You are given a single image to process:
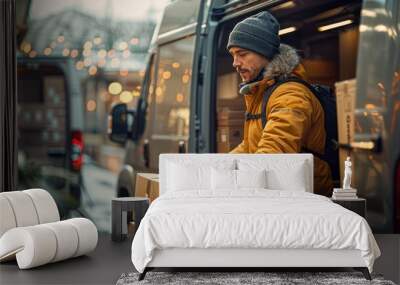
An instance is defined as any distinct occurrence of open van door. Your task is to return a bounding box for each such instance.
[145,0,206,169]
[353,0,400,233]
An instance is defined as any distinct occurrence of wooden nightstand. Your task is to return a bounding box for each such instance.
[331,198,366,218]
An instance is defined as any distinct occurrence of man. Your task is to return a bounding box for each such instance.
[227,11,332,196]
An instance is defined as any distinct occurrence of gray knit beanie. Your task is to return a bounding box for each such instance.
[227,11,280,60]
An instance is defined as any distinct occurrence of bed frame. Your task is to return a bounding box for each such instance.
[137,154,372,281]
[138,248,371,280]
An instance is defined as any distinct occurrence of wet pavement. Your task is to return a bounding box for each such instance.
[80,162,118,233]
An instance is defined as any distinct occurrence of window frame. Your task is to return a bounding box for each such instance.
[151,35,196,140]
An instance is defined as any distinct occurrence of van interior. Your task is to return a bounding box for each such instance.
[18,63,68,172]
[215,0,362,153]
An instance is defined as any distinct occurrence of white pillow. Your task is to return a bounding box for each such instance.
[237,169,267,188]
[211,169,267,190]
[167,160,235,191]
[265,162,307,191]
[211,168,236,190]
[238,159,308,192]
[167,162,208,191]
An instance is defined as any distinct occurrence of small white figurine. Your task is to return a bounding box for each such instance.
[342,156,352,189]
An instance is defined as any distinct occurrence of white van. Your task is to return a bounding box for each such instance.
[109,0,400,233]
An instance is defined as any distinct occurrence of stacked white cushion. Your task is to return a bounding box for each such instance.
[64,218,98,257]
[23,189,60,223]
[0,218,98,269]
[0,225,57,268]
[0,189,60,237]
[1,191,40,227]
[42,221,79,262]
[0,196,17,237]
[0,189,98,269]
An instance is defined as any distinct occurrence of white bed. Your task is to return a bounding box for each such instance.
[131,154,380,281]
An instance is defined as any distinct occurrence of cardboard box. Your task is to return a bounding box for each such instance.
[217,128,243,152]
[217,110,244,153]
[217,109,244,123]
[217,140,242,153]
[335,79,356,183]
[217,72,239,100]
[135,173,159,202]
[217,123,243,142]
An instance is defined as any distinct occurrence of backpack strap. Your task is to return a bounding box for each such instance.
[245,77,309,126]
[261,82,279,128]
[261,76,313,129]
[260,77,325,158]
[245,112,262,121]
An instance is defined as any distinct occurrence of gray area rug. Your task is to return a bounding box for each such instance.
[116,271,396,285]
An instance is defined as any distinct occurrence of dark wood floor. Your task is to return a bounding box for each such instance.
[0,233,134,285]
[1,234,398,284]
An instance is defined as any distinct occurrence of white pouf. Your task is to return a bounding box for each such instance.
[42,221,79,262]
[1,191,39,227]
[0,218,98,269]
[0,189,98,269]
[64,218,98,257]
[0,196,17,237]
[23,189,60,224]
[0,189,60,237]
[0,225,57,269]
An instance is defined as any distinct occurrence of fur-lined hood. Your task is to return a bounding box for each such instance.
[239,44,301,95]
[263,44,300,80]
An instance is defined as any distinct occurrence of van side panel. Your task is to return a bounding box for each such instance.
[355,0,400,232]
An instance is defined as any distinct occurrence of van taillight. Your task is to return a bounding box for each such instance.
[395,161,400,233]
[71,130,83,171]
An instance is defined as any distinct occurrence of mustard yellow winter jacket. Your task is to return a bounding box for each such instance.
[230,45,333,196]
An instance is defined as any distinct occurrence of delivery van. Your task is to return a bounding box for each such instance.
[17,56,84,215]
[108,0,400,233]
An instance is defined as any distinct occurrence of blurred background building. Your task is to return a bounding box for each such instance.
[15,0,171,231]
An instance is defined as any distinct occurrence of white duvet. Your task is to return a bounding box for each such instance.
[131,190,380,273]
